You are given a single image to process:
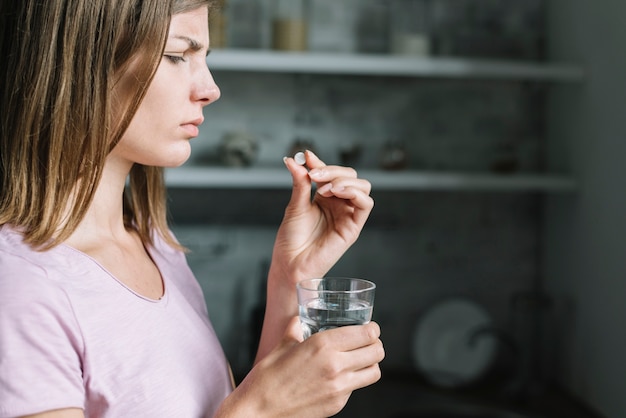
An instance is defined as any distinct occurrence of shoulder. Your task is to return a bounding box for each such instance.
[0,226,78,308]
[0,226,84,340]
[0,225,83,342]
[0,226,50,284]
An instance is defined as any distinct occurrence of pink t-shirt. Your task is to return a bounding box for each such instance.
[0,226,233,417]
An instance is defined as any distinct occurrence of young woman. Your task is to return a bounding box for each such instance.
[0,0,384,417]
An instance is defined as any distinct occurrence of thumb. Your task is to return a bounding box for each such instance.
[284,156,313,209]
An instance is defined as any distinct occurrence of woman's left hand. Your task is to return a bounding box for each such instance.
[272,150,374,284]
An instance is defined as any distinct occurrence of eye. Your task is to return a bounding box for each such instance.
[164,54,186,64]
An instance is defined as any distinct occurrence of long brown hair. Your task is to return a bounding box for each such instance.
[0,0,213,250]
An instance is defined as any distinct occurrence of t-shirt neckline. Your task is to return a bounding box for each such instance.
[58,242,169,304]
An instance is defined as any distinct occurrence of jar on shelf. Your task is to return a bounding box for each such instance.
[208,0,228,49]
[380,139,408,171]
[271,0,309,51]
[390,0,431,56]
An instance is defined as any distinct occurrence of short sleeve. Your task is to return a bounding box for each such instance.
[0,253,85,417]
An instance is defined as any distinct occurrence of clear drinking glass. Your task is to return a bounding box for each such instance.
[296,277,376,339]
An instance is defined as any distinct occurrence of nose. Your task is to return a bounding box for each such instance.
[193,64,221,106]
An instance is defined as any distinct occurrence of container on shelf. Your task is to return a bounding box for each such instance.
[390,0,431,56]
[339,143,363,167]
[209,0,228,49]
[271,0,308,51]
[380,139,409,171]
[218,131,259,167]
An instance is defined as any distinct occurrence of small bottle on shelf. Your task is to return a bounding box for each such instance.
[271,0,309,51]
[390,0,432,56]
[209,0,228,49]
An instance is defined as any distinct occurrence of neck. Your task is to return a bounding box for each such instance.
[65,156,133,248]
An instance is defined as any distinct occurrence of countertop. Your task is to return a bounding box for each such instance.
[335,371,604,418]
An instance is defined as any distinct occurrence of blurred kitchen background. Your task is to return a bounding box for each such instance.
[165,1,625,417]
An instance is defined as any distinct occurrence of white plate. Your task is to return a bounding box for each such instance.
[412,298,496,388]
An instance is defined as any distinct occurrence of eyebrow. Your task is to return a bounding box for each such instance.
[169,35,210,56]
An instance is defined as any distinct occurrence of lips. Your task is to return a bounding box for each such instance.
[180,117,204,138]
[180,123,200,137]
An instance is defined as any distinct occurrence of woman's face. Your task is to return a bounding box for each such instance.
[111,6,220,168]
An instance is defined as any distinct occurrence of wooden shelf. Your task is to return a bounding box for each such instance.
[206,49,585,82]
[165,167,577,192]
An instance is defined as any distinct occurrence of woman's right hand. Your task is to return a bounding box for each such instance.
[215,317,384,418]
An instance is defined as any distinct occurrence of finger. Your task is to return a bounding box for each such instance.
[315,185,374,224]
[341,338,385,370]
[283,156,313,209]
[345,362,383,391]
[315,177,372,198]
[303,149,326,170]
[316,322,381,352]
[308,166,358,185]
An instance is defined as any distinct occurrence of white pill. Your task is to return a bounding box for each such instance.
[294,151,306,165]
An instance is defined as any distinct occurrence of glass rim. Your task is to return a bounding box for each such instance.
[296,277,376,293]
